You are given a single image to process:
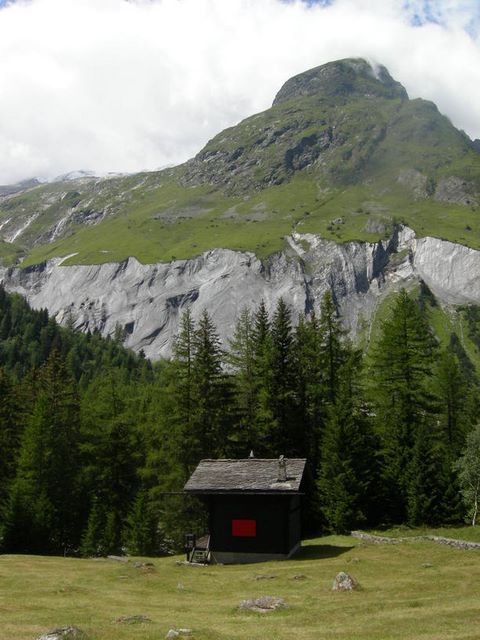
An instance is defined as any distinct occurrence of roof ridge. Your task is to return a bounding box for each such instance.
[184,458,307,493]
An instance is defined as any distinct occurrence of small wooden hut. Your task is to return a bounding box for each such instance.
[184,456,306,564]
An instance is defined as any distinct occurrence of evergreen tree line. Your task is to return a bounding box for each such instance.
[0,284,479,557]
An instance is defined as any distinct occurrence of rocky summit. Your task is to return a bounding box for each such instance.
[272,59,408,104]
[1,58,480,357]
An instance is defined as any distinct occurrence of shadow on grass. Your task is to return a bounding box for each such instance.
[293,544,355,561]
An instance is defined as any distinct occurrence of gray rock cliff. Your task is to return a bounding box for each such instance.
[1,226,478,359]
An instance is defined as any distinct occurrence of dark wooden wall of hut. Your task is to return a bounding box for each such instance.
[206,494,301,555]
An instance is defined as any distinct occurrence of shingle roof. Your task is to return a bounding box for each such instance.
[184,458,307,494]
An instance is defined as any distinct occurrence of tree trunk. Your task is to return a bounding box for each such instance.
[472,484,479,527]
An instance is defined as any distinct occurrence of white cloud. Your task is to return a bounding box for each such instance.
[0,0,479,184]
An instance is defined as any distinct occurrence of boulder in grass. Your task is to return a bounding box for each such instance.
[165,630,193,638]
[332,571,358,591]
[37,627,87,640]
[133,561,155,571]
[115,615,152,624]
[240,596,287,612]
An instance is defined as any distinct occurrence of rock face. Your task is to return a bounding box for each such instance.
[397,169,430,199]
[1,225,480,360]
[434,176,478,206]
[414,237,480,303]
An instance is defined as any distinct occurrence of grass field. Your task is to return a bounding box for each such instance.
[2,531,480,640]
[18,170,480,269]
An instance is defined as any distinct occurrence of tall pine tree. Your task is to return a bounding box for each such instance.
[370,289,438,522]
[317,351,377,532]
[226,307,257,454]
[3,351,82,553]
[268,298,297,455]
[80,368,140,555]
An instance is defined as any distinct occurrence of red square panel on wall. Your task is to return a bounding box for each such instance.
[232,518,257,537]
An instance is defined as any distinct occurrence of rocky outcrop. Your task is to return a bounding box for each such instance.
[414,237,480,303]
[434,176,478,206]
[397,170,479,206]
[272,58,407,105]
[1,225,479,360]
[397,169,430,199]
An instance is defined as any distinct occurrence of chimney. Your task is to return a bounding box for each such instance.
[277,455,287,482]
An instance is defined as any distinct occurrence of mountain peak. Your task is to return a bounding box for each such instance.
[272,58,408,106]
[181,58,414,195]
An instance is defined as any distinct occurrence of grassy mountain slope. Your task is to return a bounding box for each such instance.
[1,58,480,267]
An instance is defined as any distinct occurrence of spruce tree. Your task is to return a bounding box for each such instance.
[169,308,229,473]
[123,488,158,556]
[3,351,82,553]
[80,368,140,555]
[370,289,438,522]
[318,291,346,403]
[406,421,445,525]
[433,348,473,521]
[171,309,197,476]
[317,352,375,532]
[294,316,320,464]
[269,298,297,454]
[0,369,24,516]
[436,348,470,456]
[226,307,257,453]
[250,300,274,455]
[80,497,106,556]
[191,309,227,461]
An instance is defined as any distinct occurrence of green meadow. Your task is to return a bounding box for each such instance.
[2,530,480,640]
[17,170,480,269]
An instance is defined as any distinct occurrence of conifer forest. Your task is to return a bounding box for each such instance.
[0,284,480,557]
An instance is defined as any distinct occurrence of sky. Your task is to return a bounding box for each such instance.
[0,0,480,185]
